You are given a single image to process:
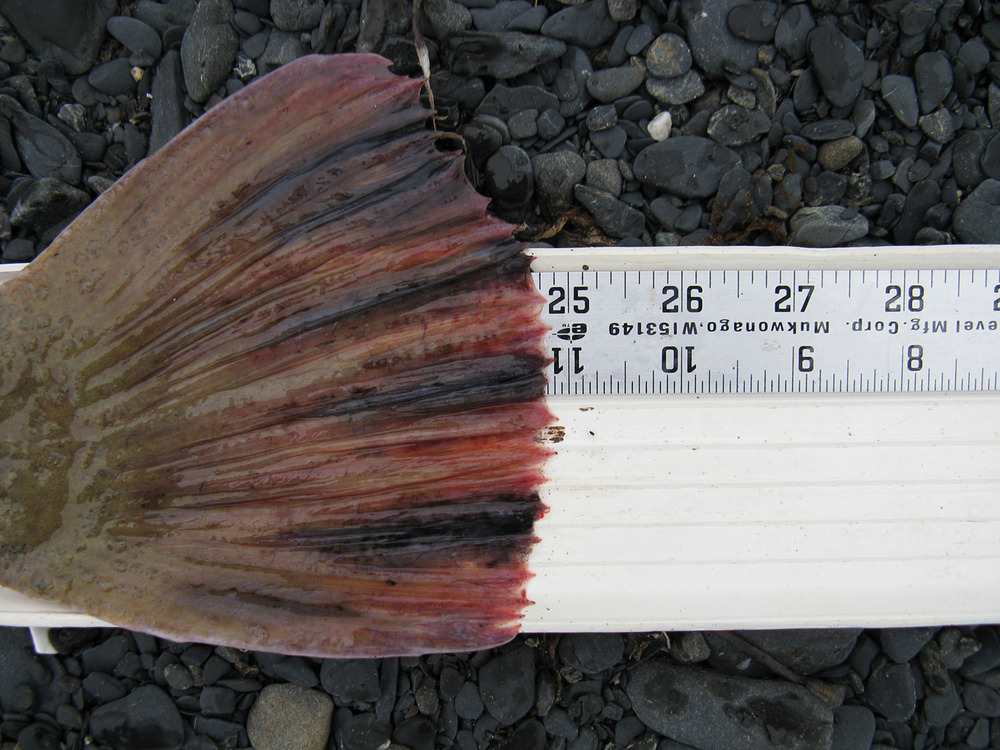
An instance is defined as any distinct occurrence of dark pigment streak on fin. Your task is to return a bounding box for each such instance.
[0,54,553,658]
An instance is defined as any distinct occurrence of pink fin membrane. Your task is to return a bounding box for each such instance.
[0,54,552,657]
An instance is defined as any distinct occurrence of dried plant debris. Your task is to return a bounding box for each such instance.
[0,54,552,658]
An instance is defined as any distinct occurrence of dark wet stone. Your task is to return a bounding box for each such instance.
[16,722,60,750]
[540,0,617,48]
[558,634,625,675]
[680,0,758,77]
[899,0,936,36]
[590,125,626,158]
[470,0,531,30]
[727,2,778,43]
[586,65,644,102]
[455,681,485,719]
[894,179,941,244]
[507,108,537,139]
[646,69,705,105]
[247,684,334,750]
[271,0,325,30]
[586,158,622,196]
[832,706,875,750]
[607,0,636,22]
[424,0,472,36]
[707,104,770,146]
[587,103,617,131]
[485,144,533,208]
[320,660,381,704]
[536,107,565,139]
[634,135,742,198]
[533,149,586,214]
[817,136,863,171]
[959,38,990,74]
[180,0,239,102]
[199,686,236,716]
[789,205,868,246]
[2,237,36,261]
[919,109,956,144]
[255,654,319,687]
[107,15,162,63]
[448,31,564,78]
[80,635,131,674]
[961,628,1000,676]
[88,58,138,95]
[508,4,548,31]
[393,716,435,750]
[865,661,916,721]
[479,646,535,726]
[9,177,90,231]
[963,682,1000,716]
[774,3,814,60]
[953,130,990,189]
[924,682,962,726]
[82,672,128,702]
[0,95,81,184]
[149,50,188,154]
[915,51,953,113]
[879,627,938,663]
[89,685,184,750]
[627,661,833,750]
[880,75,920,128]
[0,0,116,75]
[626,24,654,55]
[477,84,558,118]
[645,33,692,78]
[808,25,864,108]
[736,630,862,676]
[800,119,854,141]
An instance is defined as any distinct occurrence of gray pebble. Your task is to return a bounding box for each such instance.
[774,4,814,60]
[727,2,779,43]
[533,149,586,213]
[477,83,558,118]
[540,0,617,48]
[645,33,692,79]
[586,65,644,103]
[88,58,137,95]
[915,51,953,113]
[879,627,938,663]
[479,646,535,726]
[424,0,472,35]
[880,75,920,128]
[680,0,758,77]
[558,633,625,674]
[455,681,484,719]
[626,24,654,55]
[899,0,936,36]
[449,31,565,79]
[801,119,855,141]
[319,659,380,704]
[470,0,531,31]
[958,38,990,75]
[634,136,742,198]
[590,124,626,158]
[107,15,163,63]
[9,177,90,232]
[508,5,548,32]
[955,179,1000,243]
[0,96,82,184]
[963,682,1000,716]
[832,705,875,750]
[789,205,868,247]
[586,103,617,131]
[2,237,35,262]
[586,159,623,196]
[865,661,916,721]
[808,25,864,108]
[89,686,184,750]
[627,661,832,749]
[575,184,645,238]
[646,69,705,105]
[817,136,863,171]
[271,0,325,30]
[536,108,565,140]
[924,682,962,726]
[707,104,770,147]
[150,50,188,154]
[507,108,538,140]
[919,109,956,144]
[247,684,333,750]
[180,0,239,102]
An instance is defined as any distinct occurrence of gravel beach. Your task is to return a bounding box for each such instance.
[2,0,1000,748]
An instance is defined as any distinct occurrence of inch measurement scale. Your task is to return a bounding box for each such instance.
[3,246,1000,652]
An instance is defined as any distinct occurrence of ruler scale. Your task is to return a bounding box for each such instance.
[2,246,1000,648]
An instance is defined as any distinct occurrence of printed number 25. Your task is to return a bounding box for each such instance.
[548,286,590,314]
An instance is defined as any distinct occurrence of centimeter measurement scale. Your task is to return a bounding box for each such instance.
[536,268,1000,396]
[5,246,1000,649]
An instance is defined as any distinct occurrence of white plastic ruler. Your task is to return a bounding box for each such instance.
[3,246,1000,652]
